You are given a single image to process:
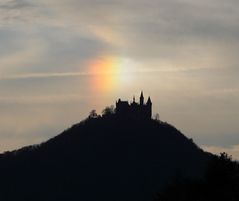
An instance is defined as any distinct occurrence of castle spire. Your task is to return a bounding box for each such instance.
[140,91,144,105]
[147,96,152,104]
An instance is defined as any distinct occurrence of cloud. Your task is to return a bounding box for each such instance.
[0,0,46,25]
[0,72,88,80]
[0,39,46,74]
[31,0,239,73]
[0,0,35,9]
[1,0,239,70]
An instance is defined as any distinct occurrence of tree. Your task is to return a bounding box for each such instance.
[89,110,98,119]
[102,105,115,116]
[156,152,239,201]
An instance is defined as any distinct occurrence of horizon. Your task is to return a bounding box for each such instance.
[0,0,239,159]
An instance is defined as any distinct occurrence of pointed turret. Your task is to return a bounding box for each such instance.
[140,91,144,105]
[147,96,152,105]
[146,96,152,119]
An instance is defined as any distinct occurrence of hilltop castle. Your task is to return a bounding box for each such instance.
[115,91,152,119]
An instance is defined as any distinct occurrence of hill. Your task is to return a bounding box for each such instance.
[0,115,211,201]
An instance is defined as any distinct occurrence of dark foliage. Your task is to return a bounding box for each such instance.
[0,114,211,201]
[102,105,115,117]
[156,153,239,201]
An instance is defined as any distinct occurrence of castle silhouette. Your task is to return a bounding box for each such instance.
[115,91,152,119]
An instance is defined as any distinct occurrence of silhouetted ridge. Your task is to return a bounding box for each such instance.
[0,115,211,201]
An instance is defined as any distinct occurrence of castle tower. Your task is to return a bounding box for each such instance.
[147,96,152,106]
[140,91,144,105]
[146,96,152,118]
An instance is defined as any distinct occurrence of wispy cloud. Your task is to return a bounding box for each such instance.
[0,72,90,80]
[0,94,85,104]
[0,0,35,10]
[0,0,43,24]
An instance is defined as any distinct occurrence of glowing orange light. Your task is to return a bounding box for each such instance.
[89,56,121,93]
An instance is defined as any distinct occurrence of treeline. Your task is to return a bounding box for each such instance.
[156,152,239,201]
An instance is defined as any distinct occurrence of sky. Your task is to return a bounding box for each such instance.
[0,0,239,158]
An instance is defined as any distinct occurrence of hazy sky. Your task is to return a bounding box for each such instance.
[0,0,239,158]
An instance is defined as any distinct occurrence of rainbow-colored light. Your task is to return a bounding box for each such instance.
[88,56,135,93]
